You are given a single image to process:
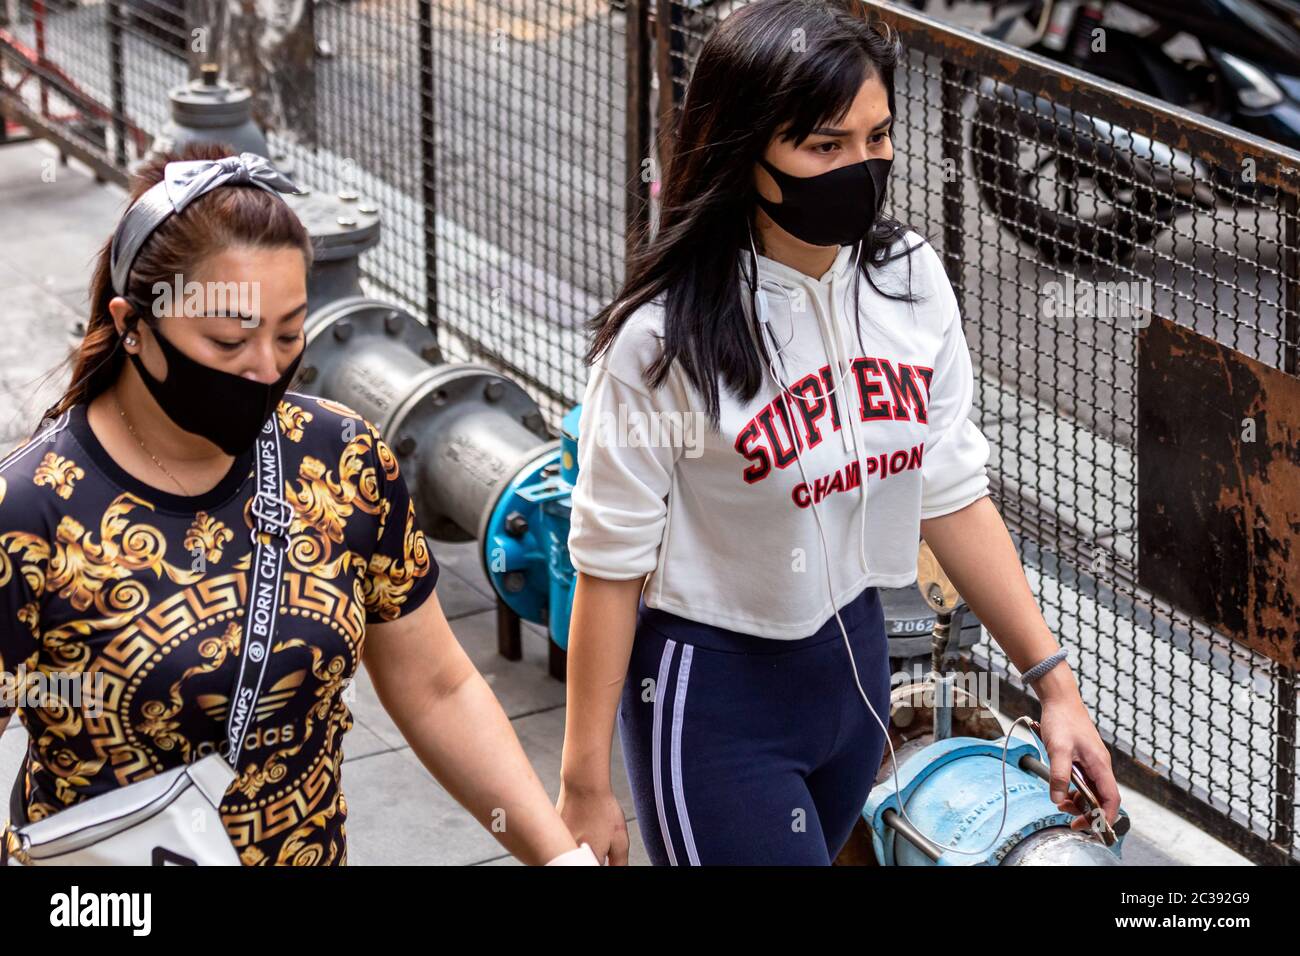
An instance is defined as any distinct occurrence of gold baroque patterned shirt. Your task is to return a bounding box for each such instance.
[0,392,439,865]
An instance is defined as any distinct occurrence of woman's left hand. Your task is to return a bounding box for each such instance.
[1037,694,1123,833]
[918,500,1124,833]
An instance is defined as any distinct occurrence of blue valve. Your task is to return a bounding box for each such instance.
[862,732,1130,865]
[480,406,583,649]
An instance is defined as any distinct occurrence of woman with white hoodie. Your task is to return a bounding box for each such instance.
[558,0,1121,866]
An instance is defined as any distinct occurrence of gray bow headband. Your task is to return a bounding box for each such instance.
[109,151,305,297]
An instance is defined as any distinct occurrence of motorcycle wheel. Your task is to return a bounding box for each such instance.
[971,91,1175,266]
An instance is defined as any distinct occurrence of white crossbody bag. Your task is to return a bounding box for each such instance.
[3,417,293,866]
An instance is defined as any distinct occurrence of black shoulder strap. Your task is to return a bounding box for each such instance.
[224,415,293,770]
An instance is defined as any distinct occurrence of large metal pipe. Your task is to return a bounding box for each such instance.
[300,300,552,542]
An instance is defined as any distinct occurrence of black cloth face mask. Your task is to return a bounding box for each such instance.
[756,155,893,247]
[127,321,303,456]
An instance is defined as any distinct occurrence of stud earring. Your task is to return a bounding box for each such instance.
[124,334,137,347]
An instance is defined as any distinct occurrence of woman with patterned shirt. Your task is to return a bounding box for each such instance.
[0,144,595,866]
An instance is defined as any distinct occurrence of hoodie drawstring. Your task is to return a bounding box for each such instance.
[813,244,871,576]
[749,238,871,578]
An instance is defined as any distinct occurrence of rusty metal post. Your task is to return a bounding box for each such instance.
[105,0,126,169]
[625,0,652,262]
[653,0,682,183]
[939,59,965,312]
[419,0,439,339]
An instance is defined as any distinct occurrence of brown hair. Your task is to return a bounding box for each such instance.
[40,142,315,425]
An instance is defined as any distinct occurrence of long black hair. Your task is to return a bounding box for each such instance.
[587,0,923,429]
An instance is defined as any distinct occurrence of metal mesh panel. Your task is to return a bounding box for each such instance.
[893,16,1299,867]
[652,1,1299,863]
[275,0,428,323]
[1,0,629,426]
[425,0,628,425]
[914,45,1297,864]
[0,0,186,173]
[4,0,1296,864]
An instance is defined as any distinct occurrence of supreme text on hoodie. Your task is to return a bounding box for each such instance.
[567,231,991,639]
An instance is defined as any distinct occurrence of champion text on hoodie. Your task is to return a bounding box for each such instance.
[568,231,991,640]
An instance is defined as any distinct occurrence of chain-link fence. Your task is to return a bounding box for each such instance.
[877,4,1300,867]
[0,0,177,175]
[0,0,631,425]
[3,0,1298,864]
[652,0,1300,869]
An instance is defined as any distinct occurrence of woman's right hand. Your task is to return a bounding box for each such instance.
[557,780,630,866]
[558,572,644,866]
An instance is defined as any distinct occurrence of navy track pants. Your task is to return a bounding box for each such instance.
[617,586,891,866]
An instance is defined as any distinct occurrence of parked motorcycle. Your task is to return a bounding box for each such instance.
[968,0,1300,264]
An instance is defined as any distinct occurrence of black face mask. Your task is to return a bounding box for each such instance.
[756,155,892,247]
[127,322,303,456]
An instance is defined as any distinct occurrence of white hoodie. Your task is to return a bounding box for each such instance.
[567,230,990,639]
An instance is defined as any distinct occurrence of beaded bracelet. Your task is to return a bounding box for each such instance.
[1021,648,1068,685]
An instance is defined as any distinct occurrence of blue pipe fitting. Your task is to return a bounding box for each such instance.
[480,406,583,649]
[862,733,1129,865]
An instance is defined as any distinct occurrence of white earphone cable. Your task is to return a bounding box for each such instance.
[748,237,1043,858]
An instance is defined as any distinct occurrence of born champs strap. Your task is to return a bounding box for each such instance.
[225,415,294,770]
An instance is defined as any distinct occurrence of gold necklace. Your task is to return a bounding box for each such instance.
[112,392,192,497]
